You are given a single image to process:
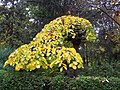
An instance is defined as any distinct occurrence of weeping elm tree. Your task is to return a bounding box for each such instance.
[4,15,96,76]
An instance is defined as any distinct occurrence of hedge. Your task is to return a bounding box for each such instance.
[0,70,120,90]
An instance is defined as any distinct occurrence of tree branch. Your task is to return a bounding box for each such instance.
[99,8,120,26]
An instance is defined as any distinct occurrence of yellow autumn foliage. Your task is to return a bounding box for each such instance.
[4,15,96,71]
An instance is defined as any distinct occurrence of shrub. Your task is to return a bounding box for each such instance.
[0,45,14,61]
[0,45,14,69]
[4,15,96,72]
[0,70,120,90]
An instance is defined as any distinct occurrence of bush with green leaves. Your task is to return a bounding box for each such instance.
[0,45,14,69]
[0,70,120,90]
[4,15,96,72]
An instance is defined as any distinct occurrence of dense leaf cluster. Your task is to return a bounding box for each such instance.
[4,15,96,71]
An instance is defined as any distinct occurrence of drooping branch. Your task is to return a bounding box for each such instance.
[98,8,120,26]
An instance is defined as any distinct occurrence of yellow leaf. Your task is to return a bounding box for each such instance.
[62,46,66,50]
[36,64,41,68]
[75,54,83,63]
[52,48,56,54]
[50,61,55,68]
[45,66,48,69]
[41,54,44,56]
[41,57,48,64]
[69,63,74,67]
[9,60,14,66]
[26,64,36,71]
[77,64,83,69]
[42,64,48,69]
[15,65,20,71]
[41,48,45,51]
[24,61,28,64]
[69,63,77,69]
[60,67,63,72]
[72,33,76,38]
[54,59,60,64]
[49,57,52,60]
[36,61,40,64]
[69,48,77,55]
[30,51,35,55]
[31,61,36,65]
[3,61,9,67]
[58,62,62,67]
[46,52,51,56]
[63,65,67,70]
[67,59,71,64]
[15,64,23,71]
[57,50,62,56]
[36,61,41,68]
[72,65,77,70]
[73,61,78,65]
